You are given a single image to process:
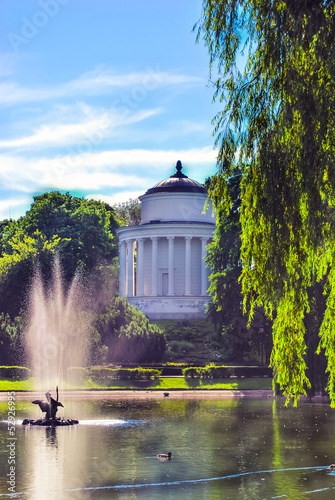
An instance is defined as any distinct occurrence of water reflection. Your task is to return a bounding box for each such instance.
[1,397,335,499]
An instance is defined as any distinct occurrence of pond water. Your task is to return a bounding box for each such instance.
[1,394,335,499]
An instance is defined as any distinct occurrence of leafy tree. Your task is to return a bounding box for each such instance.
[93,296,166,363]
[207,169,272,363]
[113,198,141,226]
[19,192,119,279]
[196,0,335,404]
[0,230,61,317]
[0,219,19,254]
[0,192,119,318]
[0,313,25,365]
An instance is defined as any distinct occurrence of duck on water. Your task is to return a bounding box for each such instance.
[157,452,172,461]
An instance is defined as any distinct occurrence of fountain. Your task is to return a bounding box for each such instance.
[22,256,92,426]
[22,386,79,426]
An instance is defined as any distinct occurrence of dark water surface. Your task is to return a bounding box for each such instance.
[1,395,335,499]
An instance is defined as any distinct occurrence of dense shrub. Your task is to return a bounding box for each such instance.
[169,340,194,354]
[0,366,30,380]
[93,297,166,363]
[0,314,25,365]
[182,365,272,379]
[202,365,230,378]
[89,366,161,383]
[182,367,203,378]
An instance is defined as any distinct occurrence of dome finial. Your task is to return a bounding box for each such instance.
[171,160,187,179]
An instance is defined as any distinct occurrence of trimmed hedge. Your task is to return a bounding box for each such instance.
[0,366,31,380]
[183,365,272,379]
[89,367,162,382]
[182,367,203,378]
[121,363,187,376]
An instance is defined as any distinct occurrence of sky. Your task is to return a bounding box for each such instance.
[0,0,219,221]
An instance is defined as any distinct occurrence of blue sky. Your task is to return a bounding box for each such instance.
[0,0,219,220]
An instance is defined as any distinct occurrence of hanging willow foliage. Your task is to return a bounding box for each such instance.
[196,0,335,405]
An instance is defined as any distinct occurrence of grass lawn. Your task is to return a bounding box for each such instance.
[0,378,36,391]
[0,377,273,391]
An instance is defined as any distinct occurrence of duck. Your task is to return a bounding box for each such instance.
[157,452,172,460]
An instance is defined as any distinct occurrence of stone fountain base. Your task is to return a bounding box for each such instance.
[22,417,79,426]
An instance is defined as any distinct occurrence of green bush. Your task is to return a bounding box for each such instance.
[182,365,272,379]
[202,365,230,378]
[94,297,166,363]
[0,366,30,380]
[89,366,162,383]
[182,367,203,378]
[169,340,194,354]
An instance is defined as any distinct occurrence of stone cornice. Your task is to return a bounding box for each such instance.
[117,223,215,241]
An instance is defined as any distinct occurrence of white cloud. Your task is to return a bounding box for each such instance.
[0,146,216,193]
[65,66,201,93]
[0,66,203,106]
[0,107,162,150]
[0,196,32,221]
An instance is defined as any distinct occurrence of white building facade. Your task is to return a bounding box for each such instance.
[116,161,216,319]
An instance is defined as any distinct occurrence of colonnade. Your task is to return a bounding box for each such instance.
[119,235,210,298]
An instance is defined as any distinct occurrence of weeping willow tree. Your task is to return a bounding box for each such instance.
[196,0,335,405]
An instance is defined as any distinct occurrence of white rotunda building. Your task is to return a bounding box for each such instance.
[117,161,215,319]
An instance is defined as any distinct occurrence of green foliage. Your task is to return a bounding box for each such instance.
[169,340,194,355]
[197,0,335,405]
[206,169,273,363]
[93,296,166,363]
[0,230,62,317]
[0,314,25,365]
[0,192,119,318]
[183,364,272,379]
[182,367,203,378]
[0,365,30,380]
[156,319,226,364]
[19,192,119,279]
[113,198,141,226]
[183,365,228,378]
[206,170,242,333]
[89,366,161,383]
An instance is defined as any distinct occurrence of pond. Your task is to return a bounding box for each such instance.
[1,393,335,499]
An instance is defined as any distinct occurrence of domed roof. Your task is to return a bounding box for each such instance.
[144,161,207,195]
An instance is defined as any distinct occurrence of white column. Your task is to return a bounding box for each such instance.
[201,237,209,296]
[185,236,192,296]
[151,237,158,296]
[168,236,175,296]
[127,239,134,297]
[137,238,144,296]
[119,240,127,297]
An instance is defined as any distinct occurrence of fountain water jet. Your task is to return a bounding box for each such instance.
[25,256,92,393]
